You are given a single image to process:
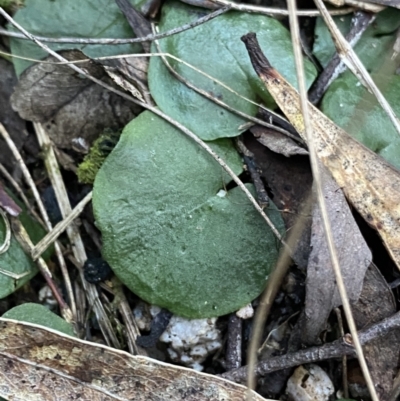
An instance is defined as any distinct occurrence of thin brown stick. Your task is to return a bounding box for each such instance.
[31,191,93,260]
[236,138,269,209]
[0,5,231,44]
[222,310,400,383]
[244,194,312,395]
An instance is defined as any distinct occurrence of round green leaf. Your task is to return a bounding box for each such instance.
[313,9,400,68]
[148,0,317,141]
[2,303,75,336]
[319,9,400,169]
[0,194,52,299]
[93,111,285,318]
[9,0,144,76]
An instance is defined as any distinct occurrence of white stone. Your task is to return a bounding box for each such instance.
[236,303,254,319]
[286,365,334,401]
[160,316,222,371]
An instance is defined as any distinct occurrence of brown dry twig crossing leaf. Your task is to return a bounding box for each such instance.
[0,318,271,401]
[242,33,400,271]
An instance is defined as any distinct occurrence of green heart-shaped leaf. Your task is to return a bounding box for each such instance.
[148,0,317,141]
[93,111,284,318]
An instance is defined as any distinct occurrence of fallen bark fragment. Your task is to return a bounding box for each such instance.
[0,318,269,401]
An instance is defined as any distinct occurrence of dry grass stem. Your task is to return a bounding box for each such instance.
[33,122,121,348]
[208,0,354,16]
[31,191,93,260]
[314,0,400,137]
[0,5,231,45]
[325,0,384,12]
[109,277,141,355]
[242,27,382,401]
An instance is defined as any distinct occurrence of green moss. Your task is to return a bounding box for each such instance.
[77,130,120,184]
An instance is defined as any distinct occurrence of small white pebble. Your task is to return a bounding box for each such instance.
[236,303,254,319]
[38,286,57,307]
[160,316,222,371]
[286,365,334,401]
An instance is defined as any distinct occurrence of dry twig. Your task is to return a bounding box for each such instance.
[222,310,400,383]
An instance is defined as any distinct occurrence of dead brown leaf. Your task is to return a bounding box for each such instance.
[11,50,141,150]
[102,56,153,106]
[242,33,400,271]
[0,318,270,401]
[251,125,308,157]
[303,164,372,344]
